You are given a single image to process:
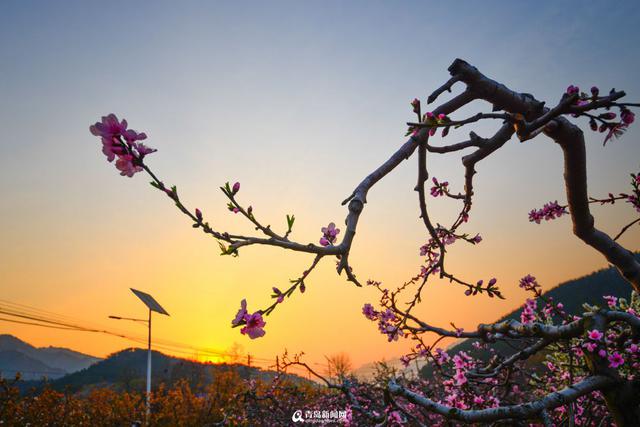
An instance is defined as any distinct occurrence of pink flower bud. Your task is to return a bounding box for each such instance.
[590,86,599,97]
[232,182,240,194]
[195,208,203,221]
[411,98,420,114]
[621,109,635,124]
[566,85,579,95]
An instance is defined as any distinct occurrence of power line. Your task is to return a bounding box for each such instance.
[0,300,320,368]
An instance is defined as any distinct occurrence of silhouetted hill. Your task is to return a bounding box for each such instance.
[0,350,66,380]
[0,335,100,380]
[19,348,308,394]
[421,258,638,378]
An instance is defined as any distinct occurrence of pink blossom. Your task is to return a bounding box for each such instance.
[115,154,143,177]
[608,352,624,368]
[90,114,155,176]
[132,142,156,159]
[566,85,580,95]
[434,348,450,363]
[430,177,448,197]
[380,309,396,323]
[122,128,148,144]
[627,343,639,353]
[519,274,540,291]
[362,303,378,320]
[603,295,617,308]
[521,298,537,324]
[529,201,567,223]
[453,370,467,386]
[587,329,603,341]
[90,114,127,140]
[232,299,248,326]
[598,349,607,358]
[240,312,266,339]
[101,138,126,162]
[388,411,403,424]
[319,222,340,246]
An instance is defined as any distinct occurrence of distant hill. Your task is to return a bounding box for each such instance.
[0,350,67,380]
[420,258,638,378]
[0,335,100,380]
[17,348,309,394]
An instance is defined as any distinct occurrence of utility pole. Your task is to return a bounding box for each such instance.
[146,308,151,418]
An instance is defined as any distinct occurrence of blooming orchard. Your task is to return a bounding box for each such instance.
[90,59,640,425]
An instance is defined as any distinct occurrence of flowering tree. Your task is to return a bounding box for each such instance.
[90,59,640,425]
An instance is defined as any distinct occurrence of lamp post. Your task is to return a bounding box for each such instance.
[109,289,169,424]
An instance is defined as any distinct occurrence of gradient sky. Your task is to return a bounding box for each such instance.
[1,1,639,370]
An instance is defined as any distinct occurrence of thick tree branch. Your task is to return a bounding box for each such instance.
[388,375,615,423]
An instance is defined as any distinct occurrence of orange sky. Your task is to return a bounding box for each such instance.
[1,2,639,371]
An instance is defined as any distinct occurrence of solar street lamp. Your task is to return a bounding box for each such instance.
[109,288,169,423]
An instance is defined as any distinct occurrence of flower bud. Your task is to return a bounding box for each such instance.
[411,98,420,115]
[621,109,635,124]
[232,182,240,194]
[566,85,579,95]
[590,86,599,97]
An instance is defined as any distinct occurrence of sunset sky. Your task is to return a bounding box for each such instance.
[1,1,639,371]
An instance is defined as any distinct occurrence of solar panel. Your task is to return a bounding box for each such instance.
[130,288,170,316]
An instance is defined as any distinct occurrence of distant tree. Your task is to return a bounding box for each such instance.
[90,59,640,425]
[325,352,353,380]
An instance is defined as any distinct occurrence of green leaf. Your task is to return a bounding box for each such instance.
[286,214,295,232]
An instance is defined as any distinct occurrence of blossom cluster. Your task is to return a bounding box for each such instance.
[565,85,636,145]
[429,177,449,198]
[319,222,340,246]
[528,200,567,223]
[90,114,156,177]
